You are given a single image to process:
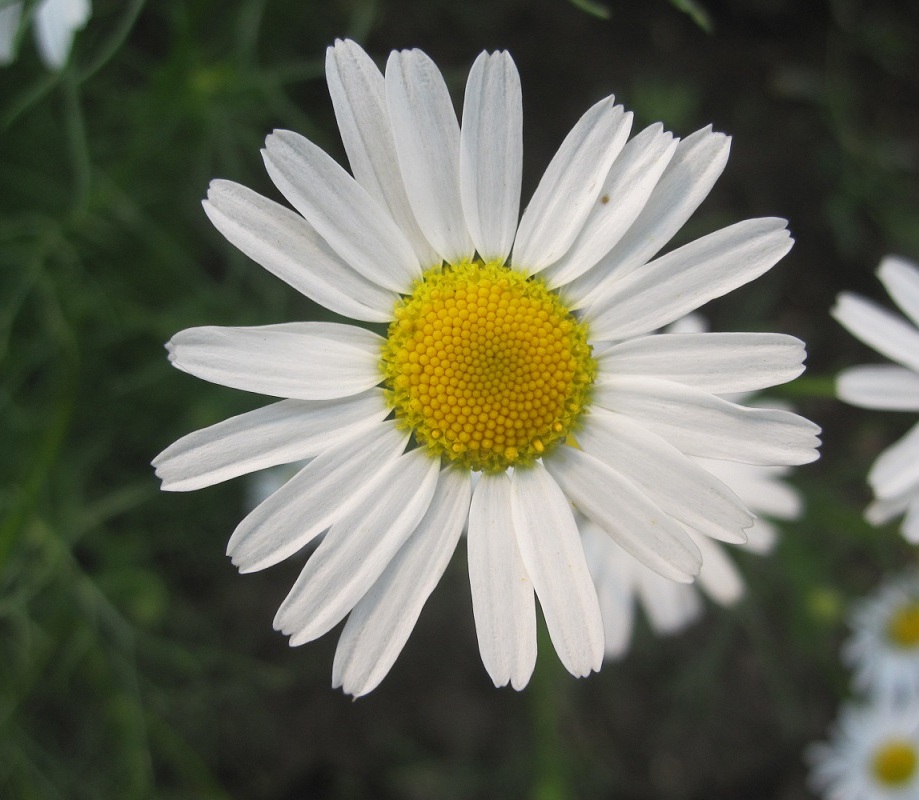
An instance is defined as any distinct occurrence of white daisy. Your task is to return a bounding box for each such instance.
[807,700,919,800]
[0,0,91,70]
[843,572,919,706]
[833,256,919,543]
[153,40,820,696]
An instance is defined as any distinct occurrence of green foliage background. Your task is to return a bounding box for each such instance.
[2,0,919,797]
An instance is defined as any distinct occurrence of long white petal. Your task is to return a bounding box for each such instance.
[226,423,408,572]
[274,448,441,645]
[836,365,919,411]
[692,534,744,606]
[166,322,383,400]
[263,129,421,293]
[878,256,919,329]
[543,124,677,289]
[635,570,702,634]
[562,126,731,309]
[832,292,919,373]
[580,408,752,544]
[580,517,636,660]
[513,98,632,273]
[546,446,702,582]
[0,4,22,65]
[386,49,474,264]
[460,50,522,264]
[511,463,604,677]
[595,375,821,465]
[203,180,395,322]
[587,218,793,341]
[34,0,89,69]
[332,467,471,696]
[152,390,390,492]
[597,332,806,394]
[467,471,537,689]
[868,422,919,501]
[325,40,440,266]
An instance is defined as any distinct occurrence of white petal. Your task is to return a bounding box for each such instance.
[832,292,919,373]
[0,4,22,65]
[385,49,474,264]
[587,218,793,341]
[274,448,441,645]
[325,40,440,266]
[595,375,821,465]
[203,180,395,322]
[693,457,803,520]
[598,332,806,394]
[510,463,604,677]
[467,472,537,689]
[692,535,744,606]
[152,390,389,492]
[545,446,702,582]
[868,422,919,501]
[635,570,702,635]
[878,256,919,329]
[543,123,677,289]
[167,322,383,400]
[580,408,753,544]
[580,518,636,660]
[513,98,632,273]
[865,495,909,527]
[902,499,919,544]
[34,0,89,69]
[332,467,471,696]
[562,126,731,309]
[460,50,522,264]
[227,423,408,572]
[262,129,421,292]
[836,365,919,411]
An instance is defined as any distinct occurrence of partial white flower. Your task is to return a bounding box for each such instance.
[833,256,919,543]
[0,0,90,70]
[844,572,919,706]
[154,40,820,695]
[808,699,919,800]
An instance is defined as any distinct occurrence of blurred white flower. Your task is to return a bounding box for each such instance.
[585,313,804,658]
[844,572,919,706]
[807,699,919,800]
[833,256,919,543]
[0,0,90,70]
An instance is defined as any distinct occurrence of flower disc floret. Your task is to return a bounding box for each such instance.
[872,739,918,786]
[888,602,919,649]
[381,260,596,472]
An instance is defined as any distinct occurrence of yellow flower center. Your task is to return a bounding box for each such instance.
[381,260,595,472]
[872,739,917,787]
[888,602,919,648]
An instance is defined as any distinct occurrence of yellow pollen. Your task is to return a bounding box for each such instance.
[888,602,919,648]
[381,260,596,472]
[872,739,917,787]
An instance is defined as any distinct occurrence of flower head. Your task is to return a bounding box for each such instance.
[834,256,919,543]
[844,572,919,706]
[154,40,820,695]
[808,700,919,800]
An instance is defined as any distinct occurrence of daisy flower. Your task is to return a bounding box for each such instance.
[843,572,919,706]
[807,699,919,800]
[153,40,820,696]
[583,315,804,657]
[0,0,91,70]
[833,256,919,543]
